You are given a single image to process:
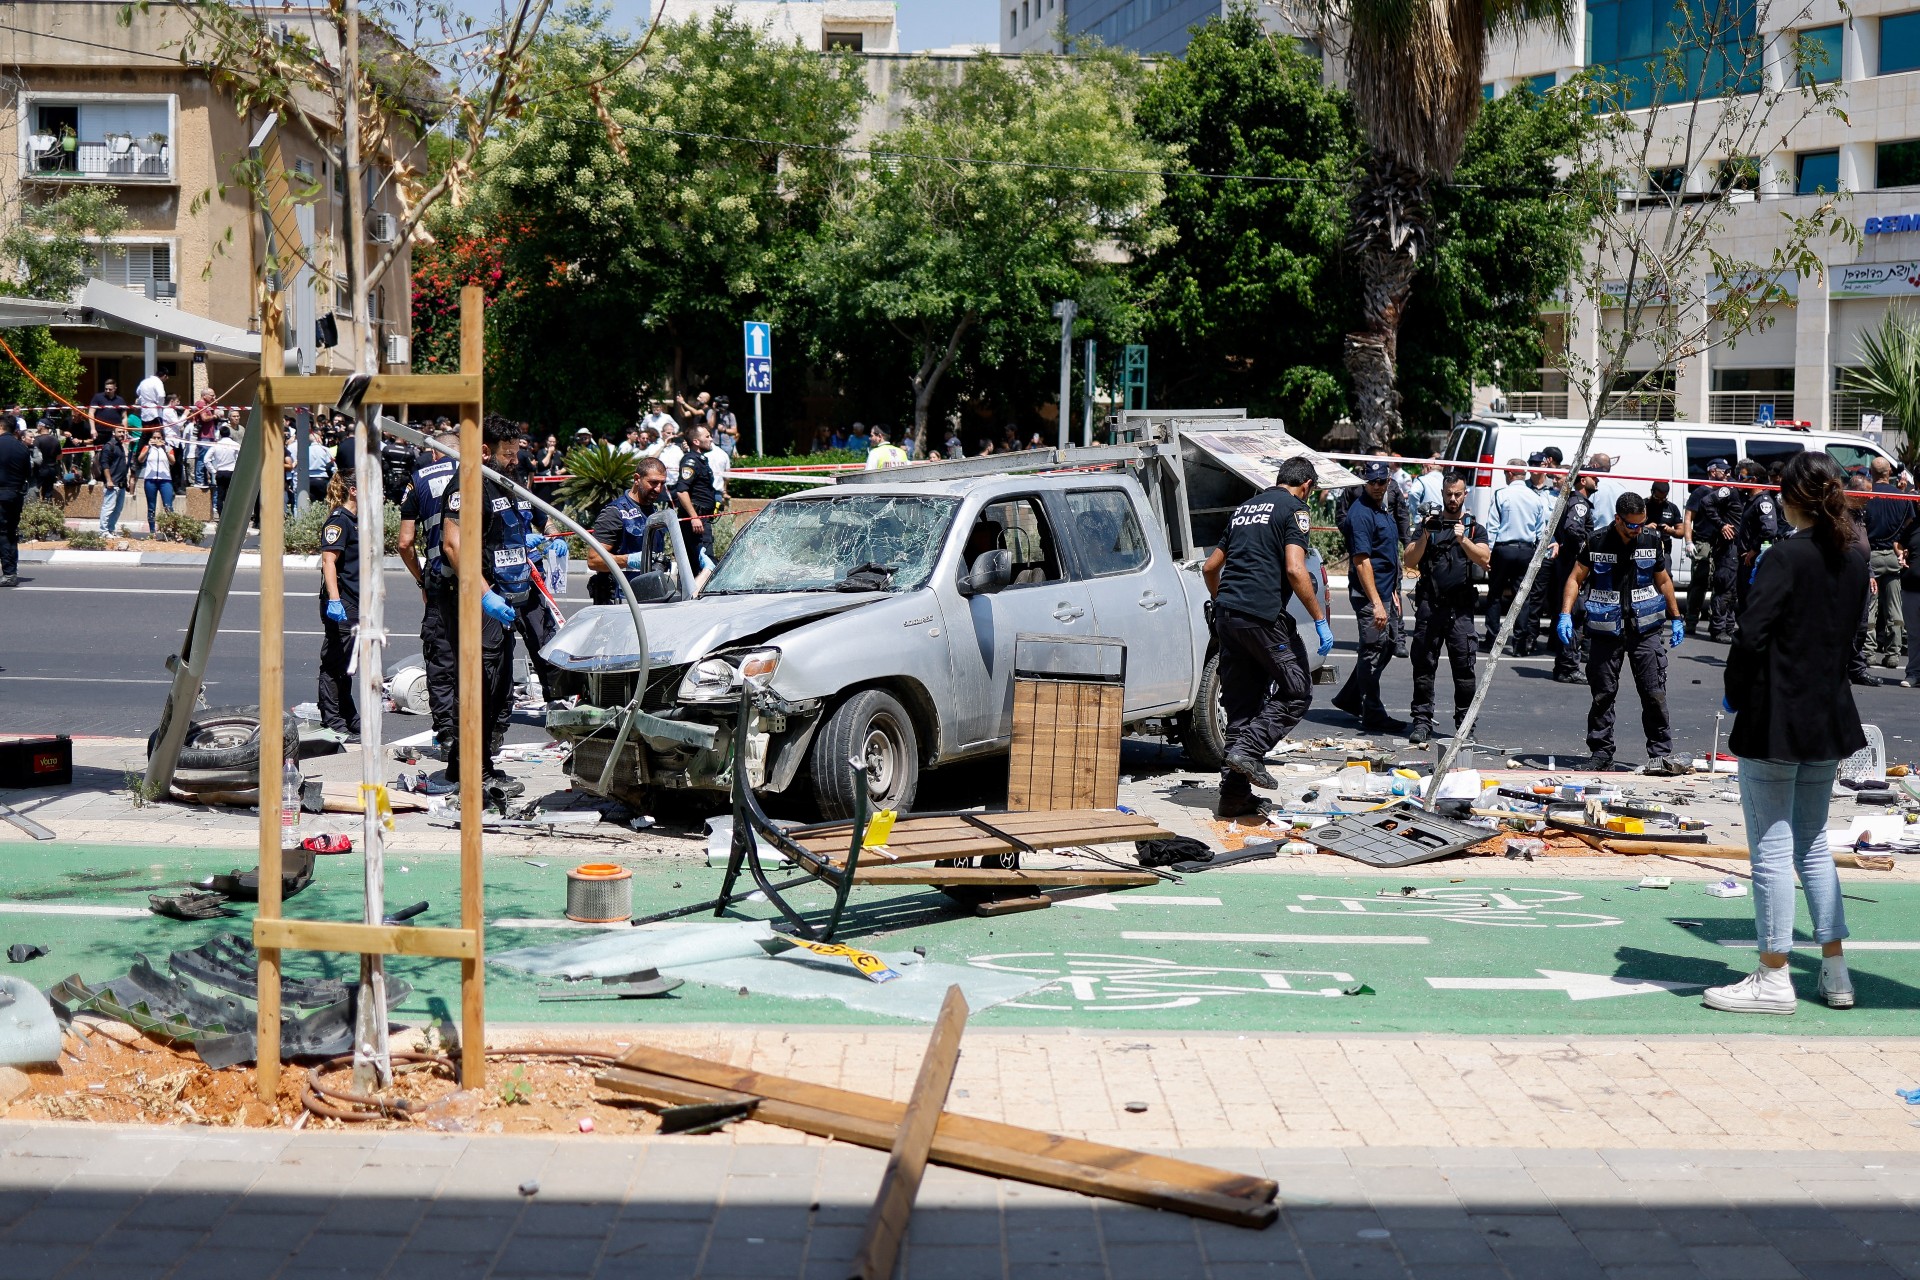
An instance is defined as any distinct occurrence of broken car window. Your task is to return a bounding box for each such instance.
[705,495,959,595]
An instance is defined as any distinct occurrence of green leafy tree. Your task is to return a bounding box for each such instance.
[799,51,1170,453]
[1842,308,1920,469]
[1397,84,1601,423]
[1134,10,1354,427]
[461,11,866,433]
[0,187,129,405]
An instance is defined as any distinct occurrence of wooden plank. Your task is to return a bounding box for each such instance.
[253,251,288,1104]
[253,918,478,959]
[609,1047,1279,1227]
[792,812,1171,860]
[457,285,487,1091]
[974,895,1054,917]
[848,867,1158,887]
[1602,840,1883,867]
[798,809,1160,845]
[596,1069,761,1111]
[852,988,969,1280]
[262,373,481,405]
[816,825,1171,867]
[1090,683,1122,809]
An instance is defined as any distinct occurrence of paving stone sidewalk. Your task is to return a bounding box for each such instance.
[6,1121,1920,1280]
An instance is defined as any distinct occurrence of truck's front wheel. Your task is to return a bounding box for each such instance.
[808,689,921,820]
[1180,653,1228,770]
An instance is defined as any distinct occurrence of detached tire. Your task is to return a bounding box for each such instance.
[1180,652,1227,771]
[807,689,920,821]
[149,705,299,772]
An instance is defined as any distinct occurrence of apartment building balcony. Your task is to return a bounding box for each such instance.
[25,135,172,183]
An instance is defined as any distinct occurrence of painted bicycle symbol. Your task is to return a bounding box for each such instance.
[969,952,1358,1011]
[1287,885,1620,928]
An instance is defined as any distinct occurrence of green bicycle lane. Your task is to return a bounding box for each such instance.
[6,839,1920,1035]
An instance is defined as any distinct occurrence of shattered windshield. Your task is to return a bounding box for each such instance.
[705,494,959,595]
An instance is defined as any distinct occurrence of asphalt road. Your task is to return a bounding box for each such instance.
[3,562,1918,769]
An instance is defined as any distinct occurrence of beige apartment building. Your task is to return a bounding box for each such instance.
[1,0,416,411]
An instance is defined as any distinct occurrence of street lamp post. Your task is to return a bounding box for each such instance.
[1052,300,1077,449]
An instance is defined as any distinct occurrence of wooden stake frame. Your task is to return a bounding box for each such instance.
[254,286,489,1101]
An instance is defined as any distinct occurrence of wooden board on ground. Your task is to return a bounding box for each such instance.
[848,867,1159,887]
[790,809,1170,867]
[851,987,969,1280]
[606,1044,1278,1227]
[1008,678,1123,811]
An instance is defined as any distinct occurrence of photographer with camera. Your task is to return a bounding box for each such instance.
[1402,475,1490,746]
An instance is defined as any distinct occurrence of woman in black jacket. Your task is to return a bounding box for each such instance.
[1707,451,1869,1015]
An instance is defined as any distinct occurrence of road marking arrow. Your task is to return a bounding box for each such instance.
[1425,969,1705,1000]
[1055,894,1223,912]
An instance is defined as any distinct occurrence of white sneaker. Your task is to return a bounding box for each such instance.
[1704,964,1797,1014]
[1818,956,1855,1009]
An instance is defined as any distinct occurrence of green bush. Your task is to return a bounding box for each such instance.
[727,449,863,499]
[154,510,205,545]
[67,529,106,550]
[17,499,66,541]
[284,501,401,555]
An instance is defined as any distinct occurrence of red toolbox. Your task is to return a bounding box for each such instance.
[0,736,73,788]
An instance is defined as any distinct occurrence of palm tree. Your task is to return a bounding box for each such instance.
[1331,0,1577,450]
[1842,307,1920,471]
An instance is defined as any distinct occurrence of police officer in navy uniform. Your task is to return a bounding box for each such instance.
[1403,475,1491,745]
[1557,492,1685,772]
[1736,460,1786,612]
[1331,461,1402,731]
[672,423,720,565]
[1200,456,1335,817]
[588,457,672,604]
[1646,480,1687,564]
[397,430,460,772]
[1689,458,1744,641]
[1548,471,1599,683]
[426,419,523,797]
[316,472,360,739]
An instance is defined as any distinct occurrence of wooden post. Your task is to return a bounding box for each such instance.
[255,328,286,1104]
[851,986,969,1280]
[457,284,486,1089]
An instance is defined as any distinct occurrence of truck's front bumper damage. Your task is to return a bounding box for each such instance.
[548,682,823,803]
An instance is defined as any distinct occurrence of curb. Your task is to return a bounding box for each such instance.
[20,550,408,570]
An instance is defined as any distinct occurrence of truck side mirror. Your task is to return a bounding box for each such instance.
[959,549,1013,597]
[626,570,679,604]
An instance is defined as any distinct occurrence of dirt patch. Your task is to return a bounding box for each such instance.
[23,537,205,554]
[12,1018,667,1136]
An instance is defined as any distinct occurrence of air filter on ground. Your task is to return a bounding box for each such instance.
[565,862,633,923]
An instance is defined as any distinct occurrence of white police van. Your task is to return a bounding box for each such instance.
[1439,415,1898,584]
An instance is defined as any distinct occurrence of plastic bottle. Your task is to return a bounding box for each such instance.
[281,758,302,844]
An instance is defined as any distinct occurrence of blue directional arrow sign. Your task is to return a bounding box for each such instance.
[743,320,772,395]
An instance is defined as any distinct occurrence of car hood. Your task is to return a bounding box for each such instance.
[541,592,889,672]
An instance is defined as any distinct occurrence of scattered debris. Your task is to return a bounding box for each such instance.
[6,944,48,963]
[0,801,55,841]
[1705,878,1748,898]
[149,890,236,921]
[198,847,316,902]
[1306,803,1485,869]
[0,977,61,1066]
[537,969,682,1002]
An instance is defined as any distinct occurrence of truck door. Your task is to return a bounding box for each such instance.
[1066,486,1192,715]
[937,494,1095,748]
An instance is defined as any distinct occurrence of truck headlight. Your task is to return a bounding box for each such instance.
[676,649,780,703]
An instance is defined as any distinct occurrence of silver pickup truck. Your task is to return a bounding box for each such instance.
[542,456,1331,818]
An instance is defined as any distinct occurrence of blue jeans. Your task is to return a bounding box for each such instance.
[144,478,175,530]
[1739,757,1847,954]
[99,486,127,533]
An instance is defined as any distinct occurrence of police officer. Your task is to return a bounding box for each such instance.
[1331,461,1401,731]
[1548,471,1599,683]
[437,417,529,797]
[588,457,672,604]
[509,485,572,707]
[1404,475,1491,746]
[1688,458,1743,641]
[397,428,460,776]
[1199,456,1336,817]
[1646,480,1687,563]
[316,473,360,739]
[1735,460,1786,612]
[1556,492,1684,773]
[671,423,721,565]
[1484,458,1548,652]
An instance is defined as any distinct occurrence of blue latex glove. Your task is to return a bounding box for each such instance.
[323,599,348,625]
[524,532,551,554]
[482,590,515,625]
[1670,618,1685,649]
[1314,619,1335,657]
[1555,613,1574,646]
[1722,696,1734,714]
